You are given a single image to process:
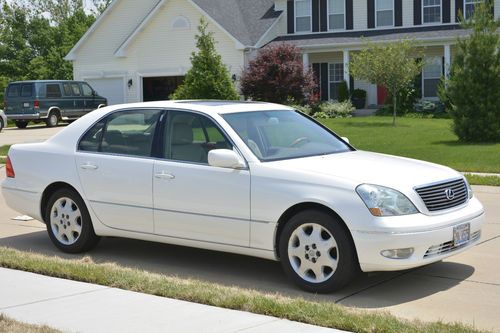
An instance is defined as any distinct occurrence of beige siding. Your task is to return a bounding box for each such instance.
[256,14,287,47]
[310,52,343,63]
[353,0,368,30]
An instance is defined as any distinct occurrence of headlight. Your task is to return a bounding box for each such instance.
[356,184,419,217]
[465,178,473,199]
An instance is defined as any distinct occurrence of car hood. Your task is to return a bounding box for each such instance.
[269,151,462,190]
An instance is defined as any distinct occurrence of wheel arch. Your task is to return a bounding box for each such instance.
[274,202,359,263]
[40,182,82,224]
[47,107,61,117]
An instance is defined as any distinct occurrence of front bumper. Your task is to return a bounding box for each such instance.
[353,199,485,272]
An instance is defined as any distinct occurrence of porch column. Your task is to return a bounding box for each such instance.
[302,52,310,72]
[444,44,451,80]
[343,49,350,89]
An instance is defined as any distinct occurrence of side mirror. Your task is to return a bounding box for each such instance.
[341,137,350,144]
[208,149,246,169]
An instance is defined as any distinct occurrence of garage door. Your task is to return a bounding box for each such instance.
[85,78,125,106]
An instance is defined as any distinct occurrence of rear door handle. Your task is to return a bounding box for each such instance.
[80,163,98,170]
[155,171,175,180]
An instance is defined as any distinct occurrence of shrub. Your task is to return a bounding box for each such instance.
[313,101,355,119]
[337,81,349,102]
[289,104,313,116]
[351,89,366,99]
[240,43,318,105]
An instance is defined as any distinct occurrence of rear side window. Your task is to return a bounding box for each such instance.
[79,109,162,158]
[71,83,81,96]
[63,83,73,96]
[21,84,33,97]
[46,84,62,98]
[7,84,20,97]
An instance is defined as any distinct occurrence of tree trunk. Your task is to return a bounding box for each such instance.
[392,91,397,126]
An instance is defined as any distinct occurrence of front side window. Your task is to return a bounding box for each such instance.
[82,83,93,97]
[46,84,62,98]
[165,111,232,164]
[79,109,162,157]
[329,63,344,100]
[423,57,443,98]
[464,0,483,19]
[295,0,312,32]
[63,83,73,96]
[328,0,345,30]
[423,0,441,23]
[71,83,82,96]
[376,0,394,27]
[222,110,351,162]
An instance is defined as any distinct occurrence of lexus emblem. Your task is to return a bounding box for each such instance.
[445,188,455,200]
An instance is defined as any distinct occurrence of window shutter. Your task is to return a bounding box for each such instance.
[312,0,320,32]
[321,63,329,101]
[349,75,355,94]
[395,0,403,26]
[442,0,451,22]
[367,0,375,28]
[320,0,328,31]
[455,0,464,22]
[346,0,354,29]
[487,0,495,17]
[414,0,422,25]
[414,58,423,99]
[287,0,295,33]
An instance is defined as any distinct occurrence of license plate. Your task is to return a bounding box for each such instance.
[453,223,470,247]
[23,102,30,108]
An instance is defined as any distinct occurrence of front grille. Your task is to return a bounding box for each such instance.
[424,230,481,258]
[415,178,468,212]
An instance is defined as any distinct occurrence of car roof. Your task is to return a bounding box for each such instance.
[8,80,85,84]
[104,100,293,115]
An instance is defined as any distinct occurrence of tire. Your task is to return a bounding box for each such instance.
[279,209,358,293]
[0,119,3,132]
[46,111,59,127]
[45,188,100,253]
[15,121,28,129]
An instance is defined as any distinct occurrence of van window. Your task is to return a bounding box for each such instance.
[71,83,82,96]
[82,83,93,97]
[63,83,73,96]
[46,84,62,98]
[7,84,20,97]
[21,84,33,97]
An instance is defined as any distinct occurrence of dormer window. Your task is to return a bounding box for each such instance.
[295,0,312,32]
[328,0,345,30]
[464,0,483,19]
[423,0,441,23]
[376,0,394,27]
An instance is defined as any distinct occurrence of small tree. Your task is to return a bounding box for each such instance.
[349,39,424,126]
[240,43,318,105]
[171,18,239,100]
[446,2,500,142]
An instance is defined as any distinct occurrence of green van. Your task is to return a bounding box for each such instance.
[4,80,108,128]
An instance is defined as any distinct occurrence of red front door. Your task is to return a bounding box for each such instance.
[377,85,388,105]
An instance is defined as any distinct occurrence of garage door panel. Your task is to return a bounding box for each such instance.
[86,78,125,106]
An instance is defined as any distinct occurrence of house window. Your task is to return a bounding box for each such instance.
[423,0,441,23]
[328,0,345,30]
[423,57,442,98]
[464,0,483,19]
[295,0,312,32]
[329,63,344,100]
[376,0,394,27]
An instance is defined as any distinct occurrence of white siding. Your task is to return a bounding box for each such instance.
[402,0,413,27]
[354,80,377,106]
[353,0,368,30]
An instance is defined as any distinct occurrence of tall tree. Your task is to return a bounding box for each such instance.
[349,39,424,126]
[171,18,239,100]
[446,2,500,142]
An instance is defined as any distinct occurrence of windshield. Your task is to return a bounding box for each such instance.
[222,110,352,162]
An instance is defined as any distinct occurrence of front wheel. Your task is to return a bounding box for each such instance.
[279,210,358,293]
[0,119,4,132]
[45,188,100,253]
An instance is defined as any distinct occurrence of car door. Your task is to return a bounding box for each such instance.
[81,82,98,112]
[70,82,85,117]
[153,110,250,247]
[75,108,163,233]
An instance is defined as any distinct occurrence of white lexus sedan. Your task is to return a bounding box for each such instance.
[1,101,484,292]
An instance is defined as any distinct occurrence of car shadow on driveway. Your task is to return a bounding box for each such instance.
[0,230,474,306]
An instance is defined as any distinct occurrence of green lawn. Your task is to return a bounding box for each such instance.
[321,117,500,173]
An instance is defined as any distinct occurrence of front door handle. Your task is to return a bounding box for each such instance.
[80,163,98,170]
[155,171,175,180]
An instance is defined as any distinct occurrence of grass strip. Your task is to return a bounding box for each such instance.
[0,247,488,333]
[0,145,10,156]
[0,314,61,333]
[465,174,500,187]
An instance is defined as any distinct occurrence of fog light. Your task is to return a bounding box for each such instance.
[381,248,414,259]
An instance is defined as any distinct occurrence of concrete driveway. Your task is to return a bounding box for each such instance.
[0,124,66,147]
[0,167,498,331]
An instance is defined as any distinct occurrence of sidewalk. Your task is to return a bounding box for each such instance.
[0,268,347,333]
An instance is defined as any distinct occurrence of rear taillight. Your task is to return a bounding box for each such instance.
[6,156,15,178]
[34,100,40,109]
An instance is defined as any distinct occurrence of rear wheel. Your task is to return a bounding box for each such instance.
[45,188,100,253]
[15,121,28,129]
[0,118,4,132]
[46,112,59,127]
[279,209,358,293]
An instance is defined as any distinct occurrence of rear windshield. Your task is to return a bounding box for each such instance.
[7,83,34,98]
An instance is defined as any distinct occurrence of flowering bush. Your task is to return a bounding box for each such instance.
[313,101,355,119]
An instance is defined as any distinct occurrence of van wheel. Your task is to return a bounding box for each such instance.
[0,119,4,132]
[46,112,59,127]
[279,210,358,293]
[15,121,28,129]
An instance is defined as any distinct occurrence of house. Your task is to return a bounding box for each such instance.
[66,0,500,106]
